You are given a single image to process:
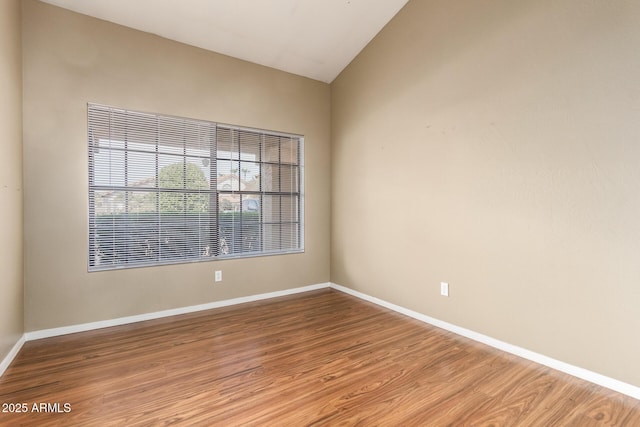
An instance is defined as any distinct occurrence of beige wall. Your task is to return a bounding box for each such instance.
[0,0,24,361]
[331,0,640,387]
[22,0,330,331]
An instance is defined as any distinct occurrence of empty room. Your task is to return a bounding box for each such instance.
[1,0,640,424]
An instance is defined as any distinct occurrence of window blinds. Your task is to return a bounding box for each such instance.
[88,103,303,271]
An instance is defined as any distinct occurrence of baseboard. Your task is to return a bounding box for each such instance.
[25,282,331,341]
[329,282,640,401]
[0,334,26,378]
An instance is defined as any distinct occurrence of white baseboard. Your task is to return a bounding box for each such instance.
[0,334,25,378]
[25,282,330,341]
[329,282,640,401]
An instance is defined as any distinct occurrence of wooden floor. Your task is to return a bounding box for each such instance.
[1,289,639,426]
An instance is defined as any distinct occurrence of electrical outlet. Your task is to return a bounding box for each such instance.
[215,270,222,282]
[440,282,449,297]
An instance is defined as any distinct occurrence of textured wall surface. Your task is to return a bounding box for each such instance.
[0,0,24,363]
[22,0,331,331]
[331,0,640,387]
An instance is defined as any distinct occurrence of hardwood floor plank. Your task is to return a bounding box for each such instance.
[0,289,638,426]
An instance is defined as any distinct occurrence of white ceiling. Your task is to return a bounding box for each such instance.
[40,0,409,83]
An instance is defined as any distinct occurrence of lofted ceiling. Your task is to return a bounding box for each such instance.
[40,0,409,83]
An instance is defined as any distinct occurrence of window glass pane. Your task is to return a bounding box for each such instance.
[183,122,209,154]
[157,116,185,155]
[280,165,298,193]
[280,137,298,164]
[218,206,240,255]
[262,135,280,163]
[124,112,157,152]
[158,213,209,261]
[186,193,209,214]
[157,156,208,190]
[242,194,260,214]
[127,191,156,213]
[157,159,184,190]
[96,138,125,150]
[159,191,185,213]
[263,224,282,251]
[107,110,128,145]
[185,157,210,189]
[217,160,240,192]
[240,161,260,190]
[94,190,126,215]
[92,191,159,267]
[241,196,261,254]
[281,195,298,222]
[280,223,300,250]
[219,192,238,213]
[261,195,280,223]
[125,210,159,264]
[262,164,280,192]
[217,127,239,160]
[127,151,157,188]
[239,130,261,160]
[93,148,125,187]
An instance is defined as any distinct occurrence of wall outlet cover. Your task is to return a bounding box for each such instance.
[440,282,449,297]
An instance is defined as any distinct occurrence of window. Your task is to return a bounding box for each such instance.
[88,103,304,271]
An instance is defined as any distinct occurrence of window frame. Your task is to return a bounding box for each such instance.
[87,103,304,271]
